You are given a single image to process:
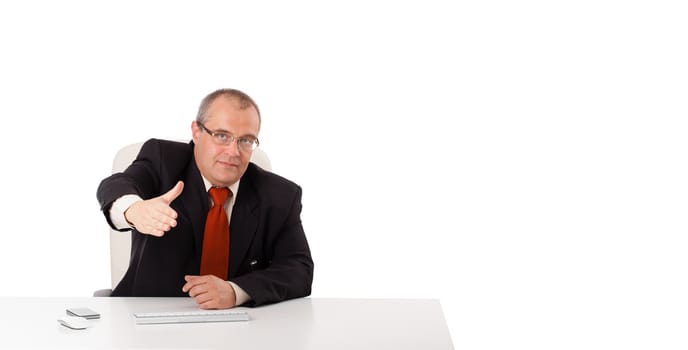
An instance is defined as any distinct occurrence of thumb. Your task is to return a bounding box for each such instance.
[161,181,184,203]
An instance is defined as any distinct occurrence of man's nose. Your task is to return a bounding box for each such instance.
[222,139,242,156]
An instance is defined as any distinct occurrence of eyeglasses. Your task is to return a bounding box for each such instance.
[196,121,260,152]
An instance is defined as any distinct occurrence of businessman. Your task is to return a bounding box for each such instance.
[97,88,313,309]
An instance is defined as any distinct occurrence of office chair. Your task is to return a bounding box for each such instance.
[94,140,272,296]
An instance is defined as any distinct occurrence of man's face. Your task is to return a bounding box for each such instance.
[192,97,261,187]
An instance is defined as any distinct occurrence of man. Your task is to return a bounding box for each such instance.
[97,89,314,309]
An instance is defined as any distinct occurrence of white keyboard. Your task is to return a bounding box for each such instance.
[133,310,250,325]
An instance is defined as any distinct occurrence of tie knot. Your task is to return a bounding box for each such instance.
[208,187,231,208]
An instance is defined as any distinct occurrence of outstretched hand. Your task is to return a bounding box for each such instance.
[124,181,184,236]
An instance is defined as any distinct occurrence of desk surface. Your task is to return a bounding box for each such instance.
[0,297,454,349]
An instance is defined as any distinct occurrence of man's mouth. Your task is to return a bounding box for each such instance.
[217,160,239,168]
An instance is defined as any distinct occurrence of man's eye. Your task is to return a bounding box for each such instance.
[238,138,252,145]
[214,133,229,141]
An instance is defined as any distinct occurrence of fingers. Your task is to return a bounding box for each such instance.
[121,182,184,236]
[124,196,180,236]
[182,275,236,309]
[182,275,212,296]
[182,275,202,293]
[198,299,219,310]
[161,181,184,204]
[150,206,178,229]
[182,276,212,306]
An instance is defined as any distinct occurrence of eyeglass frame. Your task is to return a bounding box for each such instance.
[196,121,260,152]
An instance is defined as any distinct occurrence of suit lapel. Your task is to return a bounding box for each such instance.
[229,165,260,277]
[177,153,209,261]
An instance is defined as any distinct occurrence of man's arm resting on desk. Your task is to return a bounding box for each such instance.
[183,275,252,309]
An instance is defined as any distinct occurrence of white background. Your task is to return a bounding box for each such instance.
[1,1,687,349]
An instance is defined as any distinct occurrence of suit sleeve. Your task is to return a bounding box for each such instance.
[96,139,165,230]
[231,186,314,306]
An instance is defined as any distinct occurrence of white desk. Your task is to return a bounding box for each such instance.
[0,297,454,349]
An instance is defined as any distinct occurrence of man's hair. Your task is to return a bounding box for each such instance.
[196,88,261,124]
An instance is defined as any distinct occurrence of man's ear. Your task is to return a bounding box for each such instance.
[191,120,200,143]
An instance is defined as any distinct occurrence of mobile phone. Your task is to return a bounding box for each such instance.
[66,307,100,319]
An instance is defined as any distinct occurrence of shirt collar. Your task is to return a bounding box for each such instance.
[201,177,240,197]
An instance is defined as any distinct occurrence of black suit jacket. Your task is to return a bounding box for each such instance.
[97,139,313,306]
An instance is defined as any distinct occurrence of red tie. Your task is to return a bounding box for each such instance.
[200,187,231,280]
